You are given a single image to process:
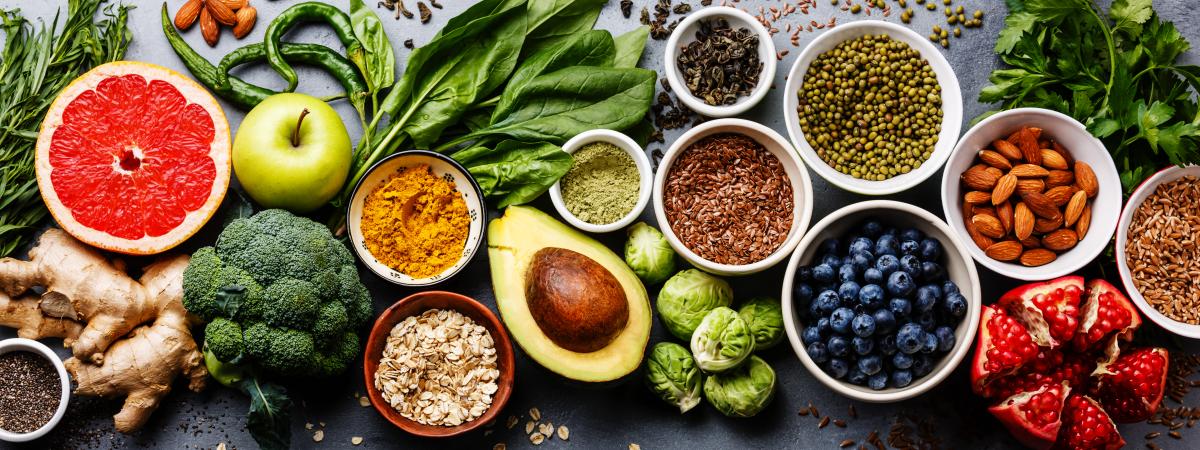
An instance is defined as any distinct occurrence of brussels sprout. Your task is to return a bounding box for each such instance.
[739,297,785,350]
[644,342,702,413]
[624,223,676,285]
[657,269,734,340]
[703,355,776,418]
[690,307,753,373]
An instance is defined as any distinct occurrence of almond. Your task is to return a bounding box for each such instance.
[1020,192,1062,221]
[1074,161,1099,198]
[965,218,994,251]
[1011,127,1043,165]
[1011,164,1050,178]
[1063,191,1087,227]
[962,164,999,191]
[1020,248,1057,267]
[1075,203,1092,237]
[1014,202,1035,241]
[200,6,219,46]
[206,0,238,26]
[996,201,1014,234]
[174,0,203,30]
[1015,179,1045,196]
[1020,236,1042,249]
[1044,186,1077,207]
[219,0,249,9]
[964,191,991,204]
[985,241,1023,261]
[1034,215,1064,234]
[985,166,1005,180]
[974,206,997,219]
[979,150,1013,170]
[993,139,1023,161]
[1051,141,1075,166]
[1046,170,1075,187]
[233,5,256,39]
[992,174,1017,205]
[972,214,1006,239]
[1042,229,1079,251]
[1040,149,1068,170]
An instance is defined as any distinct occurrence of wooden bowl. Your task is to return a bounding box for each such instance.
[363,291,515,437]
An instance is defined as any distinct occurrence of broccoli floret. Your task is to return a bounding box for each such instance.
[263,278,319,330]
[205,318,244,363]
[312,331,360,378]
[263,328,315,375]
[337,266,374,328]
[312,301,348,345]
[182,247,222,321]
[243,322,272,360]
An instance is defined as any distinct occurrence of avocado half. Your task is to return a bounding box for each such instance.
[488,206,651,383]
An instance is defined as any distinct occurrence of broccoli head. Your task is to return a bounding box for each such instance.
[181,209,374,381]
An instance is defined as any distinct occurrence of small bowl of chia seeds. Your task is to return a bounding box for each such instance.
[664,6,777,118]
[550,129,653,233]
[0,338,70,442]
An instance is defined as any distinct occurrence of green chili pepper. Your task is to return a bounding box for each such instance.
[162,4,271,110]
[260,2,363,93]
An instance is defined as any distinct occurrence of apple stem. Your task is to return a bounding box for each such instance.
[292,108,310,147]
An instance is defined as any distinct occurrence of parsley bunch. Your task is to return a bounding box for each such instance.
[980,0,1200,192]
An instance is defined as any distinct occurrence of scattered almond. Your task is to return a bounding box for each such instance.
[992,174,1017,205]
[1074,161,1099,198]
[964,191,991,204]
[200,6,219,46]
[972,214,1006,239]
[1020,248,1057,267]
[1040,149,1068,170]
[1044,186,1077,207]
[1011,164,1050,178]
[979,150,1012,170]
[993,139,1023,160]
[985,241,1023,261]
[1064,190,1087,226]
[1046,170,1075,187]
[206,0,239,26]
[233,5,257,39]
[1014,202,1035,241]
[174,0,203,30]
[1015,178,1045,196]
[218,0,248,9]
[1042,229,1079,251]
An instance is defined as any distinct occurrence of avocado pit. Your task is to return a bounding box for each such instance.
[525,247,629,353]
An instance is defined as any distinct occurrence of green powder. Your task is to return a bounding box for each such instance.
[560,142,640,225]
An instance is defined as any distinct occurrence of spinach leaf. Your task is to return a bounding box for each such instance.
[349,0,396,93]
[521,0,606,56]
[451,67,655,146]
[238,377,292,450]
[493,29,615,121]
[455,140,574,207]
[613,25,650,68]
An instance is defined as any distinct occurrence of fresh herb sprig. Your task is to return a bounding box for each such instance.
[981,0,1200,192]
[0,0,132,257]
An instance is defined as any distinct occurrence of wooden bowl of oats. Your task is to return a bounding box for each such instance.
[363,291,515,437]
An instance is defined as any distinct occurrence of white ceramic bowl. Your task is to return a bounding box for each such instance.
[664,6,776,118]
[781,200,981,402]
[652,118,814,276]
[346,151,486,287]
[0,338,70,442]
[783,20,963,195]
[941,108,1121,281]
[1116,165,1200,339]
[550,129,652,233]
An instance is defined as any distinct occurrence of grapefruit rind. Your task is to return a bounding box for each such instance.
[35,61,231,255]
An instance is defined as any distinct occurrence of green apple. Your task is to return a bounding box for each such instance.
[233,93,351,213]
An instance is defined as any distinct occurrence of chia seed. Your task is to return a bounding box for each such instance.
[0,351,62,434]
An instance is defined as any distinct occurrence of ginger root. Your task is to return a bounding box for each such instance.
[0,229,207,433]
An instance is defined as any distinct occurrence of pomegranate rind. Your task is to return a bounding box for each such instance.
[35,61,231,255]
[989,382,1070,450]
[1090,347,1168,423]
[998,276,1084,348]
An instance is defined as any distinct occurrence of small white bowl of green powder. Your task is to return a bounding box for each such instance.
[550,129,652,233]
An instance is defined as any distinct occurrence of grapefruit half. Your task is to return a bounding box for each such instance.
[36,61,231,255]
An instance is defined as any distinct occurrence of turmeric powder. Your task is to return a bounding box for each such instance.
[360,164,470,279]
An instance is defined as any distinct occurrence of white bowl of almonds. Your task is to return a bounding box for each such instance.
[1117,165,1200,339]
[940,108,1121,281]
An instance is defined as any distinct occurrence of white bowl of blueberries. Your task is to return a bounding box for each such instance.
[781,200,981,402]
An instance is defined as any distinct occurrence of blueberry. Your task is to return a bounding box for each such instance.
[935,326,956,352]
[873,309,897,334]
[891,370,914,388]
[808,302,823,320]
[899,240,920,256]
[915,287,938,313]
[813,264,836,284]
[817,317,832,335]
[921,332,939,353]
[858,284,885,309]
[920,283,943,301]
[838,264,858,283]
[818,238,840,255]
[825,358,850,379]
[814,290,841,315]
[794,283,814,304]
[942,280,960,295]
[875,254,900,275]
[858,355,883,376]
[807,342,829,363]
[899,255,922,275]
[900,228,923,242]
[861,220,884,238]
[803,326,824,345]
[943,292,968,318]
[838,281,861,303]
[847,368,868,386]
[882,227,899,237]
[875,234,898,256]
[827,336,849,357]
[888,298,912,318]
[917,311,936,331]
[897,323,925,354]
[852,336,875,355]
[920,261,944,282]
[796,266,813,282]
[850,251,874,272]
[852,314,877,337]
[912,354,934,377]
[830,307,855,334]
[865,371,887,390]
[886,271,915,297]
[849,237,874,254]
[892,352,914,369]
[863,267,884,285]
[919,238,942,261]
[820,253,842,268]
[877,334,898,355]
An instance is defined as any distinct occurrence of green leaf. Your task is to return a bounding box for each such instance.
[613,26,650,68]
[493,29,616,121]
[1024,0,1088,21]
[1141,101,1176,129]
[455,140,574,207]
[1110,0,1153,35]
[349,0,396,92]
[214,286,246,318]
[996,12,1038,54]
[1141,18,1191,66]
[1087,118,1122,138]
[1158,122,1200,165]
[521,0,606,56]
[238,378,293,450]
